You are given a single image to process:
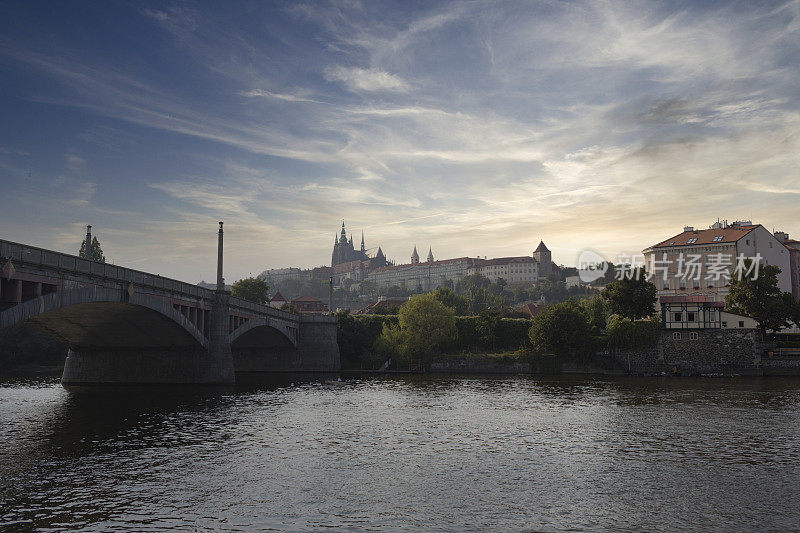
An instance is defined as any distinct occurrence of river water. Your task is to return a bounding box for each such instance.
[1,375,800,532]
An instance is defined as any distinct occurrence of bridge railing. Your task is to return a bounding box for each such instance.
[0,239,216,301]
[228,296,298,321]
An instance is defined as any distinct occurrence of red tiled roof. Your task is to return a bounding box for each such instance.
[270,291,286,302]
[371,257,474,273]
[651,225,758,248]
[291,295,323,303]
[783,239,800,251]
[474,256,537,267]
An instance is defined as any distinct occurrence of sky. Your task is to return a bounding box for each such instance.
[1,0,799,283]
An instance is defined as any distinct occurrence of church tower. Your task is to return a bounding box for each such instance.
[533,240,552,279]
[427,247,434,263]
[411,246,419,265]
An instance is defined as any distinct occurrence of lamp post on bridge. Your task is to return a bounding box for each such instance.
[329,275,334,315]
[83,225,92,260]
[216,221,225,292]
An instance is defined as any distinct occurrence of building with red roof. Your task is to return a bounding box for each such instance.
[643,220,793,306]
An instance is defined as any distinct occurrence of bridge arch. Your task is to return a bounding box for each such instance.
[0,287,208,350]
[229,318,297,349]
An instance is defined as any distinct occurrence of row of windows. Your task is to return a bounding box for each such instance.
[672,332,699,340]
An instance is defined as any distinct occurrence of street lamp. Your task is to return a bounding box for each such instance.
[329,275,334,315]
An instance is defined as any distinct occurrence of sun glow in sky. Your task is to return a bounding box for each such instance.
[1,1,799,282]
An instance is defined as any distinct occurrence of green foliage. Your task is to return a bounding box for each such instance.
[398,294,457,363]
[606,314,661,349]
[529,299,591,359]
[79,236,105,262]
[726,261,797,337]
[373,323,406,367]
[456,273,491,292]
[512,279,595,306]
[432,286,468,315]
[231,277,270,305]
[336,311,398,369]
[379,285,412,298]
[580,295,608,334]
[358,280,377,297]
[601,268,657,320]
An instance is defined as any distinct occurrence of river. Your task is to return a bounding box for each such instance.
[1,375,799,531]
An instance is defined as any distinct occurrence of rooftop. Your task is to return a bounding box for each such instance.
[651,225,759,249]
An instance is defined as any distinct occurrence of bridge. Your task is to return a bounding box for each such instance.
[0,223,339,385]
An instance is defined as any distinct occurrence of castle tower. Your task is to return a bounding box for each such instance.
[533,240,552,279]
[411,246,419,265]
[427,247,434,263]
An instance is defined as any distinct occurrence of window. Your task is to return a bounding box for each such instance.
[673,332,681,340]
[713,236,723,242]
[687,312,695,322]
[722,321,727,327]
[690,332,699,340]
[746,239,750,245]
[739,321,744,328]
[674,312,682,322]
[687,238,698,244]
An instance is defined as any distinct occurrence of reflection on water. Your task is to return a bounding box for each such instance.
[2,375,800,531]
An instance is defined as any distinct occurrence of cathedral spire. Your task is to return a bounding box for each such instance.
[411,245,419,265]
[361,231,365,253]
[427,247,434,263]
[341,220,347,241]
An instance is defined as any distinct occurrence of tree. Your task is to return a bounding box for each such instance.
[397,293,457,365]
[359,280,377,298]
[79,236,105,262]
[601,268,657,320]
[726,261,796,338]
[432,286,468,315]
[476,308,502,351]
[455,273,491,294]
[580,295,608,335]
[231,277,270,305]
[529,299,590,359]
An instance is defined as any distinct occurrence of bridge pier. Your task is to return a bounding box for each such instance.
[61,347,230,385]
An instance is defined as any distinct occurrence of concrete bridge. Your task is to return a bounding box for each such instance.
[0,224,339,385]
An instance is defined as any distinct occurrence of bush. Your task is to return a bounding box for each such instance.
[529,299,591,360]
[606,314,661,349]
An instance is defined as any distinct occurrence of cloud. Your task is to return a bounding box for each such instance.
[324,66,409,92]
[240,89,321,103]
[2,0,800,277]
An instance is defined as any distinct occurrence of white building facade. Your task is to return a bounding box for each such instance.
[643,221,792,305]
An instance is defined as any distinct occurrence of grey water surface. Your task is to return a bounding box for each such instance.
[1,375,799,531]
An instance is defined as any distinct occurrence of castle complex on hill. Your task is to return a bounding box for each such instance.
[331,221,555,291]
[261,221,557,293]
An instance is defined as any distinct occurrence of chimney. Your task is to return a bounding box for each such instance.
[774,231,789,243]
[683,226,694,232]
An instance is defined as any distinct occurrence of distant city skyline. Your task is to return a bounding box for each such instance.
[1,1,799,282]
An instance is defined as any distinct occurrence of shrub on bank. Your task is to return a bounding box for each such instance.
[606,314,661,349]
[336,311,534,370]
